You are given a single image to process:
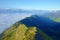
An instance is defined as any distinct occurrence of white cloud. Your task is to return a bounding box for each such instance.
[0,13,32,34]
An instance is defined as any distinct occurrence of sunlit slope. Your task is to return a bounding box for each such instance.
[0,23,53,40]
[0,24,37,40]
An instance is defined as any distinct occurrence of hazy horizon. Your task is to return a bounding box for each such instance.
[0,0,60,10]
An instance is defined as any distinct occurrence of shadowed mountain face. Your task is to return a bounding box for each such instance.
[19,15,60,40]
[0,9,60,40]
[0,15,60,40]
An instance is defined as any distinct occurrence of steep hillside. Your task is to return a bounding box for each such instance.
[0,24,37,40]
[20,15,60,40]
[0,24,52,40]
[0,15,60,40]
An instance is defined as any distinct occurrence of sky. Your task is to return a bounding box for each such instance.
[0,0,60,34]
[0,0,60,10]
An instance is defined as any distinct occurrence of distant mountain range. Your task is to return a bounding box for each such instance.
[0,9,60,17]
[0,9,60,22]
[0,15,60,40]
[0,9,60,14]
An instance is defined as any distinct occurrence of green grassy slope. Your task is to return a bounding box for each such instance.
[0,24,37,40]
[0,22,53,40]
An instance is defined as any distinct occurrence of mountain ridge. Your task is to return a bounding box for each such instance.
[0,15,60,40]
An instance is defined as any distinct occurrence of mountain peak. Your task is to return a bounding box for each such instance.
[0,14,60,40]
